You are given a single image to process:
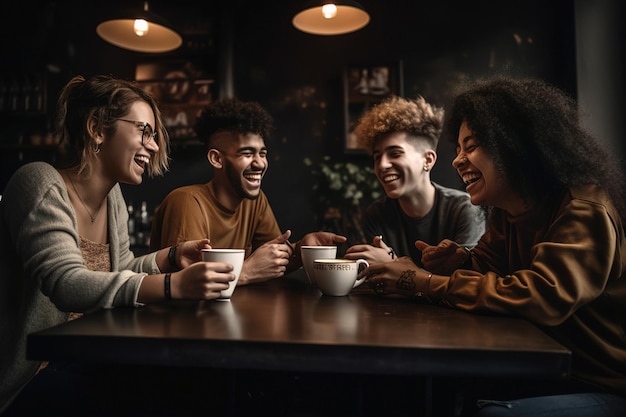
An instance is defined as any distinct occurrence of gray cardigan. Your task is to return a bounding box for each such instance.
[0,162,160,411]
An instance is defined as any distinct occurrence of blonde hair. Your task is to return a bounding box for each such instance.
[354,95,444,154]
[55,74,170,177]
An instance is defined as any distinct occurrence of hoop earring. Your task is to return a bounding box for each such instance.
[93,143,101,154]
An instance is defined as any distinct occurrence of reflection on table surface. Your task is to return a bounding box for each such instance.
[28,269,571,378]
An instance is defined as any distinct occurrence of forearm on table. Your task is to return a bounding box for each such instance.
[153,245,179,272]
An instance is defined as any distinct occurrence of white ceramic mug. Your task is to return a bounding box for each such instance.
[300,245,337,286]
[313,258,369,296]
[201,249,245,300]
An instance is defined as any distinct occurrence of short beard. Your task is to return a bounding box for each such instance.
[225,163,261,200]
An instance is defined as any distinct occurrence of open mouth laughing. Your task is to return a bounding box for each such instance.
[244,172,263,184]
[382,174,399,183]
[462,172,482,186]
[134,155,149,170]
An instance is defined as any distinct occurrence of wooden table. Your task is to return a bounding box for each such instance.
[27,269,571,416]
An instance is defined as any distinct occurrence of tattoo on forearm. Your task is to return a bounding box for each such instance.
[397,270,416,291]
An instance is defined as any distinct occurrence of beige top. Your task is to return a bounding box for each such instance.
[79,237,111,273]
[69,237,110,321]
[40,237,110,371]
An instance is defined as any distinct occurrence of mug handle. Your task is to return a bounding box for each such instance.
[353,259,370,288]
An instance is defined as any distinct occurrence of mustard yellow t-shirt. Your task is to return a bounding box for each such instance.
[149,181,281,258]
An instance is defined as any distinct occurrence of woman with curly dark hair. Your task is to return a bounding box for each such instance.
[361,76,626,416]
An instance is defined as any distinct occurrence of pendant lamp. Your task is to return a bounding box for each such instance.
[292,1,370,36]
[96,1,182,53]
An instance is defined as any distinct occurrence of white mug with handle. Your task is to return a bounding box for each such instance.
[313,258,369,296]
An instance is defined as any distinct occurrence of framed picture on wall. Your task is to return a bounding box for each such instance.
[135,61,215,143]
[343,61,404,153]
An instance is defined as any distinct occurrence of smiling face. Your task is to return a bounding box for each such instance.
[212,132,268,203]
[99,100,159,185]
[452,120,526,215]
[372,132,435,200]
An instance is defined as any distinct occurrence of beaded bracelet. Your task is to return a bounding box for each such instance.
[164,273,172,300]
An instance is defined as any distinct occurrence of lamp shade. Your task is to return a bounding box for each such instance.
[96,2,182,53]
[292,1,370,35]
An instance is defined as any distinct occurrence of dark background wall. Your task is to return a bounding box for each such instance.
[1,0,623,241]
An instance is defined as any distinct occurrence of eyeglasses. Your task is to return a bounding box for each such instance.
[116,118,157,146]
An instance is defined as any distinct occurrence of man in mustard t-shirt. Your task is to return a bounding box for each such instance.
[150,98,345,285]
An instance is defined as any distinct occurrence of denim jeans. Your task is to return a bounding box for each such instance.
[475,392,626,417]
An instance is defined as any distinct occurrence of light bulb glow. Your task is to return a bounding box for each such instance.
[134,19,149,36]
[322,4,337,19]
[292,1,370,35]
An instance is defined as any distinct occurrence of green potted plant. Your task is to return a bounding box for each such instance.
[304,155,382,246]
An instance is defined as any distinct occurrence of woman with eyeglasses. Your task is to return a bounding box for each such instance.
[361,76,626,416]
[0,75,235,414]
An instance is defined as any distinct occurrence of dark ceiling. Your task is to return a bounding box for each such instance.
[1,0,572,69]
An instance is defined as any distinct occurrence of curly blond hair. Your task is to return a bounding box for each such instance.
[354,95,444,154]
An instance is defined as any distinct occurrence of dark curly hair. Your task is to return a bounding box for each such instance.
[354,95,444,154]
[443,76,626,221]
[194,98,273,147]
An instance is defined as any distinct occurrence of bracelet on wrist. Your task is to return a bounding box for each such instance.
[168,245,178,271]
[414,273,433,302]
[164,273,172,300]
